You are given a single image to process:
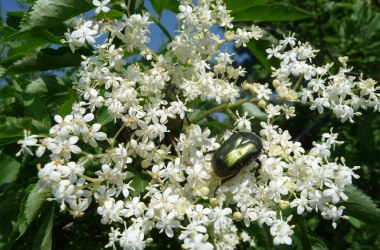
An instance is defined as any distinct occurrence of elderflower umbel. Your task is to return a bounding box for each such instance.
[17,0,378,249]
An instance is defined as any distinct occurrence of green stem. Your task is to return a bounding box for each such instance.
[293,73,304,90]
[191,97,258,124]
[126,0,131,17]
[226,108,238,120]
[112,123,126,146]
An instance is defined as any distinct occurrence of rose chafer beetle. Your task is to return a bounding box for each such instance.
[212,132,263,185]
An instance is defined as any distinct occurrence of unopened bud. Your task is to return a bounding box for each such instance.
[258,100,266,108]
[272,79,280,88]
[199,186,210,196]
[233,211,243,221]
[224,31,234,40]
[210,198,219,208]
[279,200,289,209]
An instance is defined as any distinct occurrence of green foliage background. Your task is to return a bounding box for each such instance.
[0,0,379,249]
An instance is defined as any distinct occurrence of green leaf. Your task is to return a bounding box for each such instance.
[0,116,47,141]
[96,9,124,19]
[19,0,93,31]
[293,216,329,250]
[58,93,76,117]
[130,173,150,196]
[0,190,23,249]
[237,102,267,120]
[339,185,380,225]
[151,0,170,16]
[4,31,55,58]
[6,11,24,29]
[232,3,314,21]
[17,183,49,237]
[5,47,91,74]
[165,0,179,13]
[247,39,272,71]
[32,203,54,250]
[202,121,232,136]
[95,107,115,126]
[0,153,21,185]
[224,0,269,13]
[20,90,51,128]
[26,78,48,94]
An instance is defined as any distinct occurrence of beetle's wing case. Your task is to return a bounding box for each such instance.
[212,132,263,177]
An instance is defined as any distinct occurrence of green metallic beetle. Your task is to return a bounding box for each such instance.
[212,132,263,185]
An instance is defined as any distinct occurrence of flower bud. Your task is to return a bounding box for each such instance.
[258,100,266,108]
[199,186,210,196]
[233,211,243,221]
[279,200,290,209]
[210,198,219,208]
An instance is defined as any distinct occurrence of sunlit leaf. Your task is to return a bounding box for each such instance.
[20,0,93,31]
[17,183,49,237]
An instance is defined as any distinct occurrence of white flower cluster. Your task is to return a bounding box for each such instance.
[17,0,378,249]
[266,35,380,123]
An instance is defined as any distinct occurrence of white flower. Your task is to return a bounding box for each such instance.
[17,130,38,156]
[97,198,127,224]
[210,206,233,231]
[155,211,180,238]
[93,0,110,14]
[70,20,98,46]
[182,234,214,250]
[47,136,81,159]
[321,205,347,229]
[125,197,146,217]
[234,111,252,131]
[168,99,190,119]
[119,226,147,250]
[289,190,310,214]
[82,123,107,147]
[265,104,281,119]
[270,219,294,245]
[323,182,348,204]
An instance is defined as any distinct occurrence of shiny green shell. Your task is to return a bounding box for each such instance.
[212,132,263,177]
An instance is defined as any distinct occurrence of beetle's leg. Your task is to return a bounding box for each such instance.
[204,150,216,155]
[213,172,240,197]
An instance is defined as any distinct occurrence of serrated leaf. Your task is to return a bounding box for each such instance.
[0,153,21,184]
[5,47,91,74]
[151,0,170,16]
[22,94,51,128]
[58,93,76,117]
[232,3,314,21]
[6,11,24,29]
[32,203,54,250]
[95,107,115,126]
[17,183,49,237]
[5,31,52,58]
[26,78,48,94]
[339,185,380,225]
[293,216,328,250]
[19,0,93,31]
[0,116,47,146]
